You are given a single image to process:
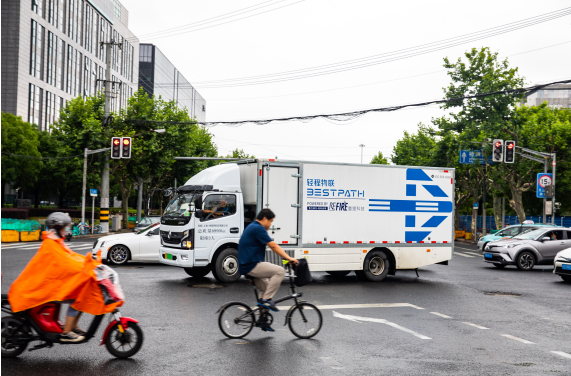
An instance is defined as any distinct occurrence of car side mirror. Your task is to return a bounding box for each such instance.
[541,237,550,242]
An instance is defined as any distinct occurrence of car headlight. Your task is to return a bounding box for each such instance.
[504,243,522,249]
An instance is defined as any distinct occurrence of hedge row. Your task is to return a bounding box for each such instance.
[1,208,99,220]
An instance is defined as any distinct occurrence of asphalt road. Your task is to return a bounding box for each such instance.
[2,240,570,375]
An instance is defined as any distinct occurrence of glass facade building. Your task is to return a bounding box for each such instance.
[139,44,206,123]
[1,0,140,131]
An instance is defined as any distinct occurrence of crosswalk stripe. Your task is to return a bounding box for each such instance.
[462,322,489,329]
[501,334,534,344]
[454,252,474,258]
[430,312,452,318]
[551,351,571,359]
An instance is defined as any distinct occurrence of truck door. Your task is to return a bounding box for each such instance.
[194,193,241,264]
[262,166,299,245]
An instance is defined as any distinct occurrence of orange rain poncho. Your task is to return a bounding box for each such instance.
[8,231,123,315]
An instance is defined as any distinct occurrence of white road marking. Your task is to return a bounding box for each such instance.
[276,303,425,310]
[454,252,474,258]
[462,322,489,329]
[430,312,452,318]
[3,244,42,250]
[69,245,94,250]
[455,246,478,252]
[464,251,482,256]
[551,351,571,359]
[320,357,344,370]
[333,311,432,340]
[501,334,534,344]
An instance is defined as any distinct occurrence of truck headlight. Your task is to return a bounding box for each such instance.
[182,241,192,249]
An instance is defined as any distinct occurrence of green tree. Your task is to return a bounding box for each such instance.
[370,151,389,165]
[391,123,437,166]
[1,112,42,206]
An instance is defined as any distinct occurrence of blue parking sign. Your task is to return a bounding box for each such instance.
[90,189,98,197]
[536,173,552,198]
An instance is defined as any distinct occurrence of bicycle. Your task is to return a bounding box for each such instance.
[78,221,102,235]
[217,261,322,339]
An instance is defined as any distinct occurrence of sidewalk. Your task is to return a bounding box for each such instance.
[455,238,477,245]
[74,229,132,239]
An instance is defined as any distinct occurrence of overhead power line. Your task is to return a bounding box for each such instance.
[127,79,571,127]
[125,0,304,42]
[149,8,571,89]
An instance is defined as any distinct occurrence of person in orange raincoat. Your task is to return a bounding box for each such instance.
[8,213,123,342]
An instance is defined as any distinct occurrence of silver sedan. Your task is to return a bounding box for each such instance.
[483,227,571,270]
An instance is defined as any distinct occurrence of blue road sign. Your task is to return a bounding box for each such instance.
[536,173,552,198]
[90,188,98,197]
[473,203,479,209]
[459,150,494,165]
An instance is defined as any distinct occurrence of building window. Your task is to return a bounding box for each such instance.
[114,0,121,19]
[68,0,74,40]
[83,56,91,97]
[48,0,55,25]
[46,32,53,85]
[58,0,66,32]
[28,84,36,124]
[30,20,37,76]
[37,25,45,80]
[45,91,52,131]
[66,45,73,93]
[33,0,45,18]
[77,0,83,46]
[57,38,64,89]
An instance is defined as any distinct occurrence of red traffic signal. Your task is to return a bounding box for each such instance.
[121,137,132,159]
[492,139,503,163]
[495,141,501,148]
[505,140,515,163]
[111,137,121,159]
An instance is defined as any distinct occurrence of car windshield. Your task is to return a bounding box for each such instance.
[136,222,159,235]
[164,193,197,217]
[138,217,159,225]
[513,228,545,240]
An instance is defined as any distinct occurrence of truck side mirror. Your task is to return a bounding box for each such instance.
[195,209,203,220]
[195,195,203,211]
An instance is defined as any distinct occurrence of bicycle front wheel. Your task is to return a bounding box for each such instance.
[79,225,89,235]
[288,302,322,339]
[218,302,255,339]
[93,225,102,234]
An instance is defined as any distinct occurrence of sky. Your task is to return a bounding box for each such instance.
[121,0,571,163]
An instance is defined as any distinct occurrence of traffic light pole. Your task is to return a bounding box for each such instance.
[100,41,114,233]
[81,147,111,226]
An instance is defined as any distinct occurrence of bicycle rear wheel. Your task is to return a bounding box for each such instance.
[218,302,255,339]
[93,225,102,234]
[79,225,89,235]
[288,302,322,339]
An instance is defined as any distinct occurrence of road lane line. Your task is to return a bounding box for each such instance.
[551,351,571,359]
[454,252,474,258]
[455,246,478,252]
[333,311,432,340]
[501,334,534,344]
[430,312,452,318]
[3,244,42,250]
[320,357,344,370]
[464,252,482,256]
[276,303,425,310]
[462,322,489,329]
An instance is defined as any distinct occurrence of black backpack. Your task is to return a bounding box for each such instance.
[293,259,312,287]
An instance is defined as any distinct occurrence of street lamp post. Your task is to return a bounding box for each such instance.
[359,144,365,164]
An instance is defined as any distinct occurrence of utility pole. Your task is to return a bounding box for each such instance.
[501,197,505,228]
[99,40,119,233]
[81,148,88,224]
[551,155,556,224]
[136,177,143,222]
[482,180,486,235]
[543,159,547,224]
[359,144,365,164]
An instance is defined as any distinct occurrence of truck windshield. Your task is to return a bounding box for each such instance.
[164,193,196,217]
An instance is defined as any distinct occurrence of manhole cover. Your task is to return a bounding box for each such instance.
[485,292,521,297]
[189,284,225,289]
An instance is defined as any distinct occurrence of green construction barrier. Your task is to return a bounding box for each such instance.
[1,218,40,232]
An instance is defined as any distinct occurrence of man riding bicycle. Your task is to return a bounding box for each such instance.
[238,209,298,331]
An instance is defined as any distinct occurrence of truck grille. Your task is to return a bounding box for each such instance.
[161,230,184,245]
[265,249,295,266]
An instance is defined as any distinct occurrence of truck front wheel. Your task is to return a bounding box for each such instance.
[213,248,241,283]
[361,250,390,282]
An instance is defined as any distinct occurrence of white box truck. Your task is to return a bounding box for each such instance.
[158,159,455,282]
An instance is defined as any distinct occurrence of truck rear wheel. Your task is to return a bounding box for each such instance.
[213,248,241,283]
[184,265,211,278]
[362,250,390,282]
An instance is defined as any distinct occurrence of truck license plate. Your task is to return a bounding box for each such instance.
[562,264,571,271]
[484,253,492,259]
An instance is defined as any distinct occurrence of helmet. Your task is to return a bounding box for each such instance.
[46,212,72,232]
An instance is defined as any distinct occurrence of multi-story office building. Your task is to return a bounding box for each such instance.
[521,84,571,109]
[1,0,140,131]
[139,44,206,123]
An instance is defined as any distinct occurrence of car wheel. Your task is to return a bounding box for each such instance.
[493,264,506,269]
[362,250,390,282]
[516,251,535,271]
[213,248,240,283]
[184,265,211,278]
[325,271,351,277]
[561,275,571,283]
[108,245,130,265]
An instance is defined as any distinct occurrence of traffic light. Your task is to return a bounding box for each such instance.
[111,137,121,159]
[504,140,515,163]
[121,137,132,159]
[492,139,504,163]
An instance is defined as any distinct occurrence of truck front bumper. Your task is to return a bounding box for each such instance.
[159,246,194,267]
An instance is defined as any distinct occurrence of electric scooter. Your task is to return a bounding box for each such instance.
[1,294,143,358]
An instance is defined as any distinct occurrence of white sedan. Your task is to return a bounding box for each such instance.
[554,247,571,283]
[92,223,161,265]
